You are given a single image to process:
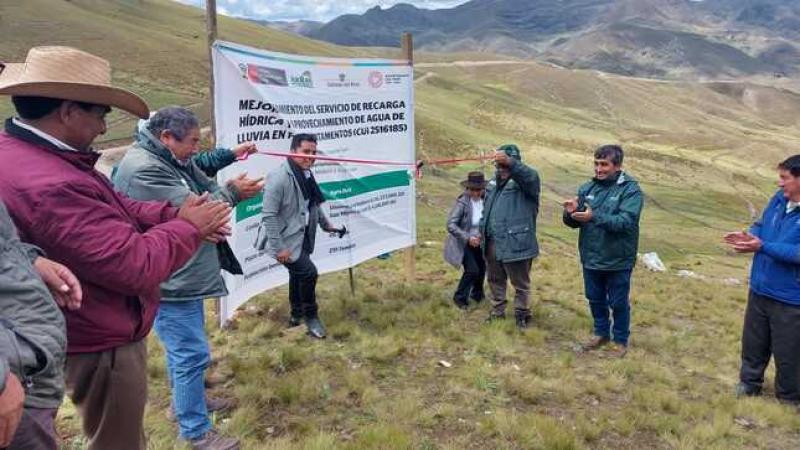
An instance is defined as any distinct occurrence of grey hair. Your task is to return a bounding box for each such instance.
[147,106,199,141]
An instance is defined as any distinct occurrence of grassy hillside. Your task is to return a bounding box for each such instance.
[0,0,395,143]
[5,0,800,449]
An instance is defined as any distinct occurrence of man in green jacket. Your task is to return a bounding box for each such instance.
[480,144,541,329]
[563,145,643,358]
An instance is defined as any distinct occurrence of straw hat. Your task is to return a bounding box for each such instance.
[0,46,149,119]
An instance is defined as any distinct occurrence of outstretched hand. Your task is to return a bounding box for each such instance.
[724,231,762,253]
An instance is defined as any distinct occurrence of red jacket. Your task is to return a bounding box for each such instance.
[0,122,201,354]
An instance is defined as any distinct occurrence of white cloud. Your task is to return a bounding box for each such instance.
[174,0,468,22]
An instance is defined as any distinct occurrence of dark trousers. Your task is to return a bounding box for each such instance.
[3,407,58,450]
[454,244,486,305]
[66,340,148,450]
[485,240,533,316]
[583,268,633,346]
[740,290,800,403]
[285,250,319,320]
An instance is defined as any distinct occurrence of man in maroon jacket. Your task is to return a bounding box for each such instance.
[0,46,232,449]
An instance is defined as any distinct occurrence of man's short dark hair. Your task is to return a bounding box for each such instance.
[595,144,624,166]
[778,155,800,177]
[12,96,103,120]
[290,133,317,151]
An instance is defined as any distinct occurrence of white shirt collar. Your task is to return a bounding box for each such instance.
[787,200,800,214]
[12,118,81,153]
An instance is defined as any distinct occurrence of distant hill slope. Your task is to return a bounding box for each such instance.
[308,0,800,79]
[0,0,385,142]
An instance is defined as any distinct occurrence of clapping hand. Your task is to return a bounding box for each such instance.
[229,173,265,200]
[724,231,762,253]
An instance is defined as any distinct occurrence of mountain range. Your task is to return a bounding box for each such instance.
[294,0,800,79]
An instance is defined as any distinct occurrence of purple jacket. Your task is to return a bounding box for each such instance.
[0,121,201,353]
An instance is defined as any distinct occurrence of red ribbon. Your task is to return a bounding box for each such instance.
[237,150,493,178]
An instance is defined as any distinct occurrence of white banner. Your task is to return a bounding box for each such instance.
[212,41,416,324]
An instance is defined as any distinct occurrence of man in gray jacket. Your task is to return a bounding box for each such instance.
[480,144,541,329]
[259,133,345,339]
[113,106,263,450]
[0,200,82,449]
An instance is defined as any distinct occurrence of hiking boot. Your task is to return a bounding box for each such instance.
[186,429,239,450]
[306,317,327,339]
[609,342,628,358]
[514,310,532,330]
[206,396,236,414]
[580,336,610,352]
[485,312,505,323]
[289,315,303,327]
[736,382,762,398]
[167,396,236,422]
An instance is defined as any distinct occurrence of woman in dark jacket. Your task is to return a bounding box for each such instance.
[444,172,488,309]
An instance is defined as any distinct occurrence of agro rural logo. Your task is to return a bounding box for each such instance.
[367,71,384,88]
[326,73,361,88]
[238,63,288,86]
[289,70,314,88]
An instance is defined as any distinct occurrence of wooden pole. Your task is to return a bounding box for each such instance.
[349,268,356,298]
[206,0,222,326]
[402,33,416,283]
[206,0,218,140]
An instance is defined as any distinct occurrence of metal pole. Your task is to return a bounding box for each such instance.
[402,33,416,284]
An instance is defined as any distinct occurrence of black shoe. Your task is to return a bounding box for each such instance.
[289,315,302,327]
[470,294,485,304]
[735,382,762,398]
[515,310,532,330]
[485,312,505,323]
[453,298,469,310]
[306,318,327,339]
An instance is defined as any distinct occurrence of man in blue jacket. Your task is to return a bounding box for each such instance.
[563,145,643,358]
[726,154,800,404]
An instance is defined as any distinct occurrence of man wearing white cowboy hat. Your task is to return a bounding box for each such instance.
[0,46,233,450]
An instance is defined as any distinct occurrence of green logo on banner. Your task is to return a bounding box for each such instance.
[236,193,263,222]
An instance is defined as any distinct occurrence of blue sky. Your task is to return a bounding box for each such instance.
[175,0,468,22]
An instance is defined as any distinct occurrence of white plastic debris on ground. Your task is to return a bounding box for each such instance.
[640,252,667,272]
[676,270,705,280]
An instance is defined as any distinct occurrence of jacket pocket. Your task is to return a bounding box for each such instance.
[506,223,534,252]
[0,325,49,389]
